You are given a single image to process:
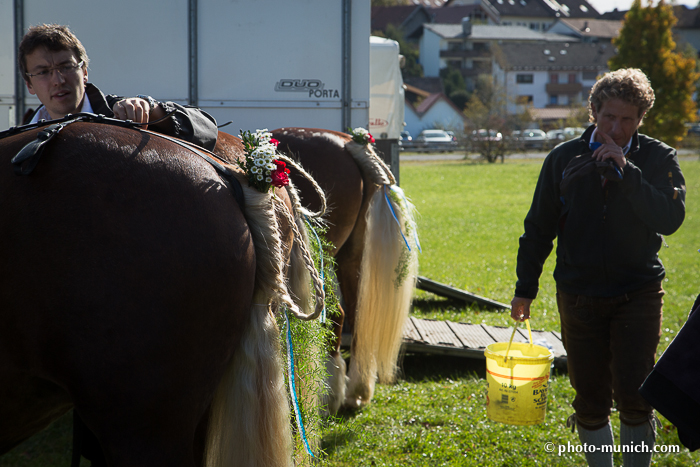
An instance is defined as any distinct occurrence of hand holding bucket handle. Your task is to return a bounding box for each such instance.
[511,296,533,321]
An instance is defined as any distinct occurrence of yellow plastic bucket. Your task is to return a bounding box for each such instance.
[484,341,554,426]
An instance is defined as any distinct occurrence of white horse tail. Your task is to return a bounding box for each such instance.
[205,180,297,467]
[344,142,420,408]
[204,296,292,467]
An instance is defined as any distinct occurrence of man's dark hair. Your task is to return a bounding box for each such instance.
[19,24,89,82]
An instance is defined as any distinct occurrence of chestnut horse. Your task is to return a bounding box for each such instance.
[270,128,420,414]
[0,121,315,467]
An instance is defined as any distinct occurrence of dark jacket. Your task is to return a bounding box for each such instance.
[515,125,686,299]
[26,83,218,150]
[639,294,700,451]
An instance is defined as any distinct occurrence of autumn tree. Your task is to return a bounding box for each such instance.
[609,0,699,147]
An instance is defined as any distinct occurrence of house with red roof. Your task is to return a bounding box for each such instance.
[404,91,467,137]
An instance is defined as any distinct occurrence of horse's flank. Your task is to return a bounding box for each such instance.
[0,123,294,466]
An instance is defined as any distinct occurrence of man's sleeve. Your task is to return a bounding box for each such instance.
[620,145,686,236]
[514,153,562,299]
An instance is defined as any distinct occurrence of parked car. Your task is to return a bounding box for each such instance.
[399,130,415,150]
[471,129,503,142]
[546,127,586,144]
[414,129,458,152]
[513,129,549,150]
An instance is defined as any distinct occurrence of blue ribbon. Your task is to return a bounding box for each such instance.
[384,186,411,251]
[284,309,314,458]
[390,185,422,253]
[303,217,325,323]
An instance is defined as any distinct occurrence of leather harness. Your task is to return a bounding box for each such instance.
[0,112,245,209]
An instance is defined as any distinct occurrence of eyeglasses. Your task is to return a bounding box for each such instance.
[26,61,84,80]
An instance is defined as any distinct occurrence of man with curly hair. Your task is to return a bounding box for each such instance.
[18,24,217,150]
[511,68,686,467]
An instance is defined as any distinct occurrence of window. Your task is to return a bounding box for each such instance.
[568,73,577,84]
[447,41,462,51]
[550,73,559,84]
[516,74,534,84]
[582,71,598,80]
[550,95,559,105]
[530,22,540,31]
[446,60,462,69]
[517,95,534,104]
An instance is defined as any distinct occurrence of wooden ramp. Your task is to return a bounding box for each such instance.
[342,317,567,369]
[416,276,510,310]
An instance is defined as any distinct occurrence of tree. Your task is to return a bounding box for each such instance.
[609,0,699,147]
[463,75,514,163]
[440,66,468,108]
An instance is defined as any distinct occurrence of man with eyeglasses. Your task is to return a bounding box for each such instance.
[19,23,218,150]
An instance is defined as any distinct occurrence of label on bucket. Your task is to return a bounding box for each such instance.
[485,367,550,426]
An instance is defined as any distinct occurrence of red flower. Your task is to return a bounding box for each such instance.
[367,133,375,143]
[270,138,280,147]
[270,160,290,187]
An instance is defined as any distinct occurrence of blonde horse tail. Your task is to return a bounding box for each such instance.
[205,180,298,467]
[204,296,292,467]
[344,142,420,408]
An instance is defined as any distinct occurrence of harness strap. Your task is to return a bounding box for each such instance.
[11,120,71,175]
[136,128,245,210]
[6,113,245,209]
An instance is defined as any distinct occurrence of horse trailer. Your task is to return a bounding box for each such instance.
[1,0,399,138]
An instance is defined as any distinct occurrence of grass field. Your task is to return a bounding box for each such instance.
[2,156,699,466]
[320,156,700,466]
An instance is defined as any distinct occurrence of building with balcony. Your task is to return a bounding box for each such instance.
[492,41,616,114]
[419,19,574,89]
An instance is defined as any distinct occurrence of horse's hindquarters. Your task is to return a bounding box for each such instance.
[0,124,256,464]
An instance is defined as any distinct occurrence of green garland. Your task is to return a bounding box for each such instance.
[277,218,341,461]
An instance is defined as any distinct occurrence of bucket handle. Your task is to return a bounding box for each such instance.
[503,319,534,363]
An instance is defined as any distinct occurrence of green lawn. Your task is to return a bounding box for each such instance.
[321,157,700,466]
[3,157,699,466]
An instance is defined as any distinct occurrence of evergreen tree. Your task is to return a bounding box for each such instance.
[609,0,699,147]
[440,66,466,99]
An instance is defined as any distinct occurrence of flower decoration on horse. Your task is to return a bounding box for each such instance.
[348,127,375,145]
[237,129,290,193]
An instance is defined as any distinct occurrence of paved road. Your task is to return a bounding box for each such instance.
[400,148,698,162]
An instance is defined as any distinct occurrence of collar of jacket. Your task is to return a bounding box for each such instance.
[578,124,640,156]
[84,83,114,116]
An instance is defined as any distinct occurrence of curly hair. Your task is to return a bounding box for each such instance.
[19,24,89,82]
[588,68,655,122]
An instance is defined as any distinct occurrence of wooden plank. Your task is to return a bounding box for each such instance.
[412,318,462,348]
[404,317,423,343]
[481,324,529,344]
[415,276,510,310]
[447,320,494,349]
[517,329,567,358]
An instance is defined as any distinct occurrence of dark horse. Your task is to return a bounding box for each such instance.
[269,128,419,414]
[0,122,298,467]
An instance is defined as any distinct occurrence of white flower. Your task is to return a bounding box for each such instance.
[254,158,266,167]
[266,163,275,171]
[257,174,264,181]
[251,166,259,174]
[353,127,369,137]
[265,177,272,183]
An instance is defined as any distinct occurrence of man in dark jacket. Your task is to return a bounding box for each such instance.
[511,68,686,467]
[19,23,217,150]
